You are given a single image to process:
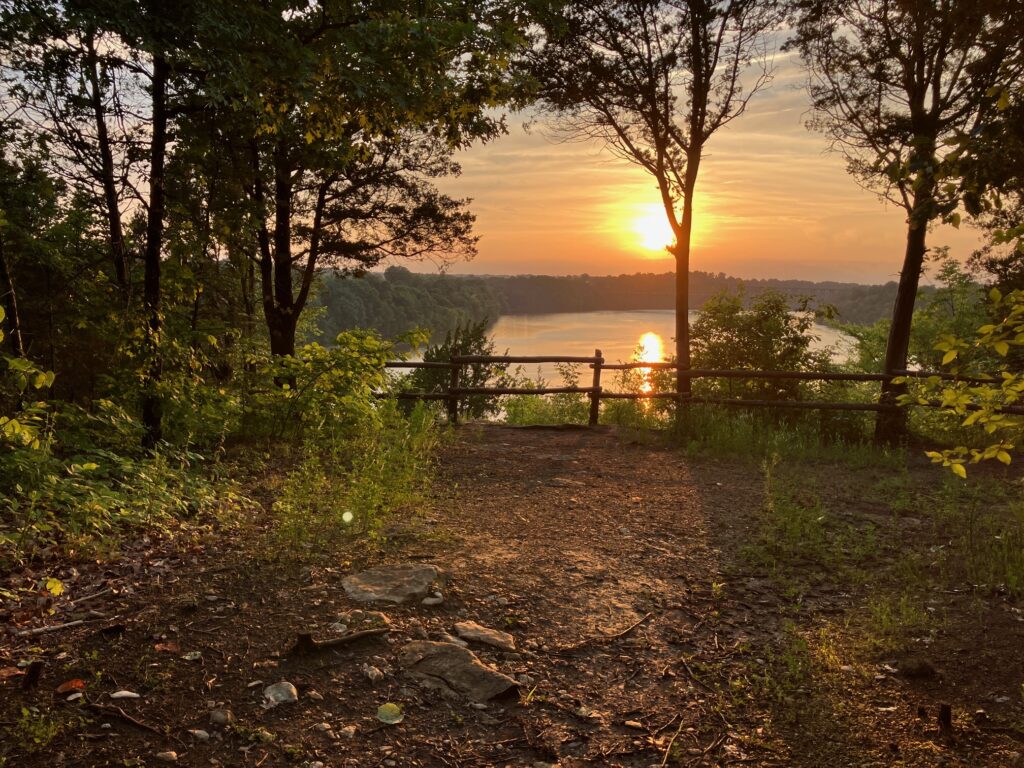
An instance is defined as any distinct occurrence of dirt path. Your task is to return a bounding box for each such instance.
[2,425,1022,767]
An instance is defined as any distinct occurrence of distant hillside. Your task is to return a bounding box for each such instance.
[480,272,911,326]
[314,267,911,342]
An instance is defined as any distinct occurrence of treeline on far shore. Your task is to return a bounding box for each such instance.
[314,267,918,342]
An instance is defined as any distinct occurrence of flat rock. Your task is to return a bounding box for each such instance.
[343,564,444,604]
[454,621,516,651]
[399,641,519,702]
[263,681,298,707]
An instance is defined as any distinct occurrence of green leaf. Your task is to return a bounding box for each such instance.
[376,703,404,724]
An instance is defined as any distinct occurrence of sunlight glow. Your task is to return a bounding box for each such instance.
[631,207,677,252]
[633,331,666,394]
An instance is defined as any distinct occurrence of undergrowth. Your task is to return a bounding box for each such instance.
[273,401,441,549]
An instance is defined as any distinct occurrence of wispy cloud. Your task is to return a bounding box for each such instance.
[435,52,981,282]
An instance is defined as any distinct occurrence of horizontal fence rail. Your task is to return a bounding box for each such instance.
[382,354,1020,424]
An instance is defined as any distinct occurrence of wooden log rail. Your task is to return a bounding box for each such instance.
[383,356,1021,424]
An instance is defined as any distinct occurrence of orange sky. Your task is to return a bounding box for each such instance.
[431,50,981,284]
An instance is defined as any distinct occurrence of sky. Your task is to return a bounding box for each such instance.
[429,49,982,285]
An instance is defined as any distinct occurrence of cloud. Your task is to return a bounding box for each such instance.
[433,52,982,282]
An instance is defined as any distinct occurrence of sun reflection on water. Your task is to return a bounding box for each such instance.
[633,331,665,394]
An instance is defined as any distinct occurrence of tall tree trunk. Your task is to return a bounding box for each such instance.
[267,311,297,358]
[85,31,130,299]
[141,54,168,449]
[674,153,700,399]
[0,231,25,358]
[874,189,932,443]
[268,140,296,357]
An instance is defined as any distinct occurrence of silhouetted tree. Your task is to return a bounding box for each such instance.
[790,0,1024,442]
[535,0,780,397]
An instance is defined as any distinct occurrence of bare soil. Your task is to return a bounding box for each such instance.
[2,424,1023,767]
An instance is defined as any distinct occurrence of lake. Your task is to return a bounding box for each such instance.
[487,309,853,384]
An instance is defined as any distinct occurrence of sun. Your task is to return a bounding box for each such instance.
[630,204,677,253]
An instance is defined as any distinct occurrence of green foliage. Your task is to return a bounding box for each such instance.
[503,363,590,426]
[690,288,834,401]
[0,400,225,564]
[406,319,508,420]
[7,707,65,753]
[273,400,439,547]
[903,288,1024,475]
[316,267,503,344]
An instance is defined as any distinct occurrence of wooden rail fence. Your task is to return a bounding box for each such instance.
[384,351,1019,426]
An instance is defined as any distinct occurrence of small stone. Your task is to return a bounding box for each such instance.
[263,681,299,707]
[210,709,235,726]
[315,722,332,733]
[155,752,178,762]
[363,664,385,683]
[66,692,83,702]
[517,674,535,686]
[339,725,358,739]
[624,720,644,729]
[408,621,429,640]
[421,595,444,606]
[454,621,516,651]
[307,690,324,701]
[188,729,211,741]
[100,723,111,729]
[110,690,141,699]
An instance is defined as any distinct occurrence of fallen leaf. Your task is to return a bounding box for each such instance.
[155,642,181,653]
[376,702,404,725]
[56,679,87,694]
[45,578,65,597]
[0,666,25,681]
[110,690,141,699]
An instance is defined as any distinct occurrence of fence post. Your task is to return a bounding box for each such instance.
[589,348,602,426]
[447,362,460,425]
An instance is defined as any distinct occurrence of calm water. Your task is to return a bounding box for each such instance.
[488,309,853,384]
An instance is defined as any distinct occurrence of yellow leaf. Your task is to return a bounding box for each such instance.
[996,450,1012,465]
[942,349,958,365]
[950,463,967,479]
[45,578,65,597]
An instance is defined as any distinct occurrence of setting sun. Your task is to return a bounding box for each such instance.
[631,205,676,252]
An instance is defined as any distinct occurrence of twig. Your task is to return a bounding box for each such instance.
[660,717,686,767]
[689,732,729,765]
[562,612,654,652]
[678,658,714,692]
[653,713,680,736]
[16,618,102,637]
[70,587,111,605]
[86,702,165,737]
[287,628,390,656]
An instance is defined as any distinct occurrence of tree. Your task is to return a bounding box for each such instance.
[790,0,1024,442]
[534,0,779,397]
[191,0,532,359]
